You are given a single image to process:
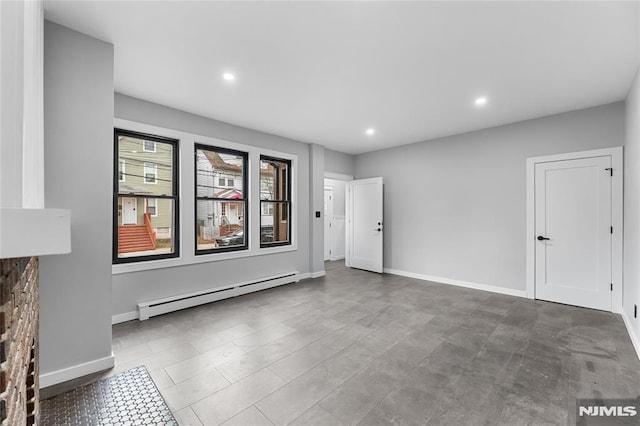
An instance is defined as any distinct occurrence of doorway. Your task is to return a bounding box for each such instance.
[323,174,351,262]
[526,147,623,312]
[122,197,137,225]
[324,187,333,261]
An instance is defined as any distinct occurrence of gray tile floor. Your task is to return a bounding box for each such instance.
[102,262,640,424]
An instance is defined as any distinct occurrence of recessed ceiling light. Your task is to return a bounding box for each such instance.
[365,128,375,136]
[474,97,488,107]
[223,73,235,82]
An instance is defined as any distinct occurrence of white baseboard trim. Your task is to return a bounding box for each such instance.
[383,268,527,298]
[138,271,301,321]
[114,273,311,324]
[112,311,138,325]
[40,353,115,388]
[621,310,640,360]
[330,255,345,261]
[310,271,326,278]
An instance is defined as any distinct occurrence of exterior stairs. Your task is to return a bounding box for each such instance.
[118,225,155,253]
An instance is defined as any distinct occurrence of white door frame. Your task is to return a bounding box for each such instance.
[346,177,384,273]
[324,172,353,262]
[324,186,334,261]
[526,147,623,313]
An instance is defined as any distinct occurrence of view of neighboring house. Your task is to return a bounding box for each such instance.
[117,135,175,257]
[194,148,292,251]
[196,148,246,250]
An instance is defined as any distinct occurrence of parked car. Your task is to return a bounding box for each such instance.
[260,226,274,243]
[216,229,244,246]
[216,227,275,246]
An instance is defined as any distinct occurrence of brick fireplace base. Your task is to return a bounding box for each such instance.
[0,257,40,425]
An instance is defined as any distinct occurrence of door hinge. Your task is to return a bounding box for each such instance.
[605,167,613,176]
[611,226,613,234]
[611,283,613,291]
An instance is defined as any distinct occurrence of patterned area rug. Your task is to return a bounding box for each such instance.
[40,366,177,425]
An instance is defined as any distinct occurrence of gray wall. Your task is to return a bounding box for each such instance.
[355,102,625,291]
[113,94,317,315]
[40,22,114,377]
[624,66,640,341]
[325,148,355,177]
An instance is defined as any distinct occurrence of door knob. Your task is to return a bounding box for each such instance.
[375,228,382,232]
[537,235,550,241]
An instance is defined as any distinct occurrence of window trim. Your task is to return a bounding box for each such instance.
[260,155,292,248]
[113,128,180,264]
[143,140,156,152]
[146,198,159,217]
[143,162,158,184]
[194,143,249,255]
[112,118,299,276]
[119,159,126,182]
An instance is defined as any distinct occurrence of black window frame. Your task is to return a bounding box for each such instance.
[195,144,249,255]
[260,155,292,248]
[113,128,180,264]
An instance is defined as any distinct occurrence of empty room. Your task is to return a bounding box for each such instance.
[2,0,640,424]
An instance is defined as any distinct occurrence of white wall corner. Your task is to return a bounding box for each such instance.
[39,354,115,388]
[310,271,326,278]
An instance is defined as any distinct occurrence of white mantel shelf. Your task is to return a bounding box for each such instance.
[0,208,71,258]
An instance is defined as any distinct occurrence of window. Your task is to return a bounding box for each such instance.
[260,156,291,247]
[119,160,126,182]
[261,202,273,215]
[114,129,179,263]
[195,144,248,254]
[146,198,158,217]
[227,179,234,187]
[143,140,156,152]
[144,162,157,184]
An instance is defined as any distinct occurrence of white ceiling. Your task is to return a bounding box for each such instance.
[44,1,639,155]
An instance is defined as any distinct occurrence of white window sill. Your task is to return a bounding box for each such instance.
[112,243,297,275]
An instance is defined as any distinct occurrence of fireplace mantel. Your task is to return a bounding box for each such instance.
[0,208,71,258]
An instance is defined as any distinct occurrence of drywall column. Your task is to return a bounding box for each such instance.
[624,65,640,351]
[0,0,25,209]
[309,144,325,276]
[40,22,114,386]
[22,0,45,208]
[0,0,44,210]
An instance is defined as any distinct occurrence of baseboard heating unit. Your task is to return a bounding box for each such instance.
[137,271,301,321]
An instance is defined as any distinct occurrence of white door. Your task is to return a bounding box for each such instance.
[324,187,333,261]
[347,177,383,273]
[122,197,137,225]
[534,156,612,311]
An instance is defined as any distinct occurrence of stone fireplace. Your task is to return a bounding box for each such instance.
[0,257,40,425]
